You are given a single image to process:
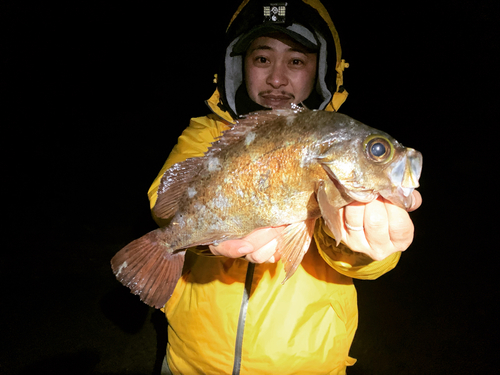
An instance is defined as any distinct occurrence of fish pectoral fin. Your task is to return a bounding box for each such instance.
[277,218,316,284]
[317,179,352,246]
[111,229,185,309]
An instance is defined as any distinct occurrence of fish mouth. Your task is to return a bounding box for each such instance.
[380,148,423,210]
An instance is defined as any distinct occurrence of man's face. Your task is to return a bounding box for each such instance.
[244,33,318,109]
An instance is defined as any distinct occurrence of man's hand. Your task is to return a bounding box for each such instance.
[209,226,286,263]
[339,190,422,261]
[209,190,422,263]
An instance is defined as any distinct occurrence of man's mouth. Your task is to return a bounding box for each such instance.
[259,92,294,108]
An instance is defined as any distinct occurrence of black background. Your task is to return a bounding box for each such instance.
[2,1,498,374]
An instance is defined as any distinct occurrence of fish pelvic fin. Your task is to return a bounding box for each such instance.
[317,179,353,246]
[277,218,316,284]
[111,229,185,309]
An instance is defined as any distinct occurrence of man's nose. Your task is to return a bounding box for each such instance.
[266,63,288,88]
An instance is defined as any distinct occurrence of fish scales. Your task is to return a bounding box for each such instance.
[165,112,329,246]
[111,107,422,308]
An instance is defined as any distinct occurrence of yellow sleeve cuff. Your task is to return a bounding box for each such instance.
[314,218,401,280]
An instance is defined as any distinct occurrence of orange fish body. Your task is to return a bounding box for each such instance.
[111,107,422,308]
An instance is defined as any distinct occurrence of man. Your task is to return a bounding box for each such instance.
[150,1,421,373]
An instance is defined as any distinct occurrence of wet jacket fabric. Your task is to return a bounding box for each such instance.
[148,1,400,374]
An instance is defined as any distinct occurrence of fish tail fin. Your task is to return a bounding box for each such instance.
[277,218,316,284]
[111,229,185,309]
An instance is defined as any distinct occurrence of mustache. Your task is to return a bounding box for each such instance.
[259,90,295,99]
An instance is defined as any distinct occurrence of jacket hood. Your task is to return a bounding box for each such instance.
[207,0,349,123]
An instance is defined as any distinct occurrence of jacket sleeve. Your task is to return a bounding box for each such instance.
[147,114,231,219]
[314,218,401,280]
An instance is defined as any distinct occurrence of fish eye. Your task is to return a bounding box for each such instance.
[371,142,386,157]
[364,136,394,163]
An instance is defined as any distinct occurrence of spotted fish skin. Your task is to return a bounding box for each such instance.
[111,107,422,308]
[163,122,325,246]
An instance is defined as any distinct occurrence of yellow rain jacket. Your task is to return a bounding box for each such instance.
[148,1,400,374]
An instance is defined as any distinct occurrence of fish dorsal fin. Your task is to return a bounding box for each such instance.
[153,108,303,219]
[223,108,305,148]
[237,106,305,128]
[153,157,204,219]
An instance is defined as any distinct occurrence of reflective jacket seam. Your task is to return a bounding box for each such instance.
[232,262,255,375]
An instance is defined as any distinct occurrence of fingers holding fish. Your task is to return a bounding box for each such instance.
[408,190,422,212]
[342,199,389,260]
[362,191,420,258]
[361,198,396,260]
[341,197,413,261]
[209,239,255,258]
[383,196,416,251]
[244,237,280,264]
[343,201,366,233]
[362,191,420,257]
[241,226,286,264]
[209,226,287,263]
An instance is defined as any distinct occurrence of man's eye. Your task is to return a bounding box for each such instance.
[291,59,304,65]
[255,57,268,64]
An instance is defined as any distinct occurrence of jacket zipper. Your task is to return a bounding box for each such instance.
[232,262,255,375]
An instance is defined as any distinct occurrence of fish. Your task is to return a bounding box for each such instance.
[111,107,422,308]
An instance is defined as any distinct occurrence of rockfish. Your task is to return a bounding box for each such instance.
[111,107,422,308]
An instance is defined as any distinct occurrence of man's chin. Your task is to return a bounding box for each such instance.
[258,99,295,109]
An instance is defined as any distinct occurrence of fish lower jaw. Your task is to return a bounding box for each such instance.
[399,186,414,197]
[379,188,414,210]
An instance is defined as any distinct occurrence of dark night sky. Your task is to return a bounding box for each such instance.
[2,1,498,374]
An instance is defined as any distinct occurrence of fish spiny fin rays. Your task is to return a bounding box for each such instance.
[277,218,316,284]
[239,106,305,127]
[111,229,186,308]
[234,106,306,140]
[317,179,353,246]
[154,157,205,219]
